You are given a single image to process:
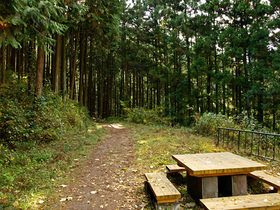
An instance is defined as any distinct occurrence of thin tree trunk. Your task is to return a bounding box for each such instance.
[1,45,5,85]
[36,42,45,98]
[83,33,88,106]
[70,27,80,100]
[61,35,67,101]
[54,34,62,93]
[79,29,85,106]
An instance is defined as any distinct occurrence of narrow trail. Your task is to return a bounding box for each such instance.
[49,123,144,209]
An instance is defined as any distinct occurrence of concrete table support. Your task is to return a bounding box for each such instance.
[172,152,266,201]
[187,176,218,200]
[218,175,247,197]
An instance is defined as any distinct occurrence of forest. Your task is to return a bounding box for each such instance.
[1,0,280,129]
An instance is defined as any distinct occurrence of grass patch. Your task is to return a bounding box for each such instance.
[125,123,226,173]
[123,122,280,208]
[0,124,105,209]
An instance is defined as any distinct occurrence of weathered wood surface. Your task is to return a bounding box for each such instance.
[144,172,181,203]
[172,152,267,177]
[249,170,280,191]
[166,165,186,174]
[200,193,280,210]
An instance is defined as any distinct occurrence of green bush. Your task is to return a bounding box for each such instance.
[0,80,98,209]
[232,111,270,133]
[193,112,272,137]
[0,82,91,148]
[124,106,171,126]
[193,112,236,136]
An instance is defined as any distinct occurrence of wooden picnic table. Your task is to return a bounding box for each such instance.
[172,152,267,200]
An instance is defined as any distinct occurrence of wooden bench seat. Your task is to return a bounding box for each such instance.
[200,193,280,210]
[248,170,280,192]
[144,172,181,203]
[166,165,186,174]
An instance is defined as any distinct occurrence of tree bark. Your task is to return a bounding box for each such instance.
[70,27,80,100]
[1,45,5,85]
[36,43,45,98]
[54,34,62,93]
[61,35,67,101]
[78,29,85,106]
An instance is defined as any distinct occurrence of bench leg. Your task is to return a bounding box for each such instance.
[156,202,180,210]
[187,175,218,200]
[232,174,247,196]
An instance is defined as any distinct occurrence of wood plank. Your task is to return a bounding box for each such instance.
[200,193,280,210]
[166,165,186,173]
[248,170,280,190]
[145,172,181,203]
[172,152,267,177]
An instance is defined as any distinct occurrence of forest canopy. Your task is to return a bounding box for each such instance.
[1,0,280,129]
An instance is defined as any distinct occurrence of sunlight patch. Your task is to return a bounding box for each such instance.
[111,124,124,129]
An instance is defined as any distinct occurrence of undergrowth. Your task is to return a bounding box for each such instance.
[0,81,102,209]
[123,106,172,126]
[193,111,274,137]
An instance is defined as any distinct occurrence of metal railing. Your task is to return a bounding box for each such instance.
[217,128,280,161]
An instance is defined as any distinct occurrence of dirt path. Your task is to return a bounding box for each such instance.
[49,123,145,209]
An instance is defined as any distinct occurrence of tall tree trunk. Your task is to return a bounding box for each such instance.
[61,35,67,101]
[28,41,36,92]
[1,45,5,85]
[70,27,80,100]
[36,43,45,98]
[83,33,88,107]
[132,69,135,108]
[79,29,85,106]
[214,48,219,114]
[207,56,212,112]
[99,60,104,118]
[54,34,62,93]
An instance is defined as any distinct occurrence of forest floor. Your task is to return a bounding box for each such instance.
[42,122,277,210]
[44,123,148,209]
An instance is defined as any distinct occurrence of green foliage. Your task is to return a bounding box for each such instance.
[193,112,273,137]
[193,112,236,136]
[124,106,171,126]
[0,81,99,209]
[0,80,91,148]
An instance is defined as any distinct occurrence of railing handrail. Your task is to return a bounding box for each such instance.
[218,127,280,137]
[217,127,279,161]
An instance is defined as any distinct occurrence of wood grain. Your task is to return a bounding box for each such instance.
[145,172,181,203]
[172,152,267,177]
[166,165,186,174]
[200,193,280,210]
[249,170,280,190]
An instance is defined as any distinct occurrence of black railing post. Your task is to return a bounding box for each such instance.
[238,131,240,151]
[217,128,280,161]
[258,134,260,156]
[217,128,220,146]
[223,129,225,145]
[265,134,268,158]
[251,133,253,155]
[273,137,276,160]
[245,132,247,152]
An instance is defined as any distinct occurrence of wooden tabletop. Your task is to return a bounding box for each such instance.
[172,152,267,177]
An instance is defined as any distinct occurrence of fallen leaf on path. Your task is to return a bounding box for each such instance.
[67,197,73,201]
[12,201,19,207]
